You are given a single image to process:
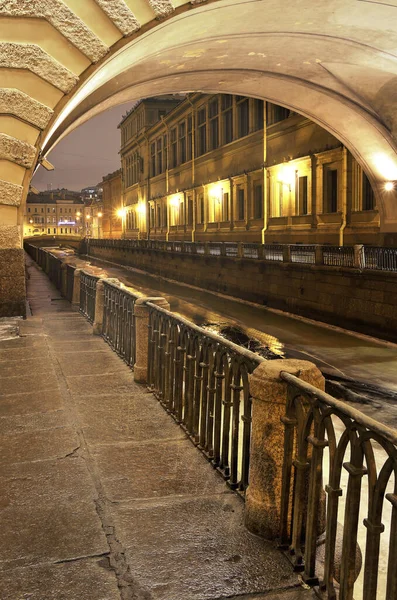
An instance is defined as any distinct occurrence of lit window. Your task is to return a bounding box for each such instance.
[253,183,263,219]
[296,175,308,215]
[236,96,249,138]
[197,108,207,156]
[208,100,219,151]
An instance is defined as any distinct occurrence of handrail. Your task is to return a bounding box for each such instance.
[280,371,397,445]
[146,301,265,365]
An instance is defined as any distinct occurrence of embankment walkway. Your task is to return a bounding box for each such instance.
[0,255,311,599]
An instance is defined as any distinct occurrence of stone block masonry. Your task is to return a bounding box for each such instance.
[87,245,397,343]
[0,248,26,317]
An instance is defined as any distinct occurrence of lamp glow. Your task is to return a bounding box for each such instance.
[86,214,91,220]
[384,181,394,192]
[117,208,127,218]
[137,203,146,214]
[97,212,103,218]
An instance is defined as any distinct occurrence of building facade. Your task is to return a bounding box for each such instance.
[101,169,123,238]
[24,192,85,238]
[119,94,378,246]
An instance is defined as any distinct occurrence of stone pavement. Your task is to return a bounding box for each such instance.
[0,255,313,600]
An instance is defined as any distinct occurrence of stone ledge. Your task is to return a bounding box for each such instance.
[0,180,23,207]
[0,89,53,129]
[0,133,36,169]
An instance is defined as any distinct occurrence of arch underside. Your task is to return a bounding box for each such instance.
[2,0,397,315]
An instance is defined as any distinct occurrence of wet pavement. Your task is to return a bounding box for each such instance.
[57,248,397,429]
[0,254,313,599]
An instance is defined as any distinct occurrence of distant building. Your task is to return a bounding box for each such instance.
[24,191,85,238]
[118,93,378,245]
[101,169,122,238]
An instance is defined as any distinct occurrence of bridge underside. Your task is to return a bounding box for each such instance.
[2,0,397,315]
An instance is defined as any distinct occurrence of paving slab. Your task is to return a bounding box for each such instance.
[0,501,108,570]
[0,388,64,417]
[0,371,59,396]
[93,438,227,502]
[0,558,120,600]
[110,494,298,600]
[0,426,80,465]
[56,350,128,376]
[76,392,186,445]
[67,371,137,396]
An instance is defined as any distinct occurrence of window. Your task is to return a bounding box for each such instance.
[236,96,249,138]
[163,203,168,227]
[47,217,50,223]
[47,208,50,213]
[362,173,375,211]
[197,108,207,156]
[47,228,50,234]
[187,196,193,226]
[196,193,204,224]
[41,208,44,213]
[268,103,290,125]
[28,207,30,212]
[237,187,245,220]
[60,208,62,213]
[296,175,308,215]
[157,204,161,227]
[163,134,168,170]
[324,167,338,213]
[209,99,219,151]
[53,228,56,234]
[179,121,186,164]
[150,205,155,228]
[253,183,263,219]
[222,95,233,144]
[187,116,192,161]
[150,142,156,176]
[222,192,229,222]
[253,99,264,131]
[170,128,177,168]
[157,139,163,174]
[60,228,63,233]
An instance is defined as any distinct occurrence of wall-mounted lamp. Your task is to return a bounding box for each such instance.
[384,181,395,192]
[97,212,103,218]
[137,203,146,214]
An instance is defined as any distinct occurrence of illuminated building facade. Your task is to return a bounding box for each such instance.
[101,169,123,238]
[24,193,85,237]
[119,94,378,245]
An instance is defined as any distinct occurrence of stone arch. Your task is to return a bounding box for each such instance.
[2,0,397,315]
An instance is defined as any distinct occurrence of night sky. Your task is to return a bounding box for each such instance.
[32,103,132,192]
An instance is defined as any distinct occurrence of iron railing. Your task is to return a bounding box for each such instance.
[47,253,62,289]
[290,244,316,264]
[88,239,397,272]
[79,271,99,323]
[364,246,397,272]
[279,371,397,599]
[66,264,76,303]
[322,245,355,267]
[263,243,284,261]
[102,280,139,367]
[146,301,263,492]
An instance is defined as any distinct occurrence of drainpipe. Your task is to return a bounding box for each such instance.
[261,101,268,244]
[339,146,348,246]
[161,117,170,242]
[187,97,196,242]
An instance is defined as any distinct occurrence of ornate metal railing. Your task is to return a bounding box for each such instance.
[102,281,139,367]
[146,301,263,492]
[364,246,397,272]
[290,244,316,264]
[65,264,76,303]
[263,243,284,261]
[88,239,397,273]
[279,371,397,599]
[322,245,355,267]
[79,271,99,323]
[47,253,62,289]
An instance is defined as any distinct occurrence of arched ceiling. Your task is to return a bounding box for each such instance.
[2,0,397,243]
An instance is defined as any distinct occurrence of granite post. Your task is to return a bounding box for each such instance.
[134,297,170,384]
[72,268,81,307]
[245,359,325,539]
[93,279,105,335]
